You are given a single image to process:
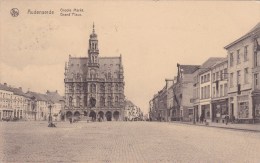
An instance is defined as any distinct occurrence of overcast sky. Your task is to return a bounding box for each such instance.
[0,1,260,113]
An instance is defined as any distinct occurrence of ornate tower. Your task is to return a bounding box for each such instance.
[88,23,99,67]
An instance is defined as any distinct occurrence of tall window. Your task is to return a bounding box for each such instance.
[69,84,73,92]
[83,84,87,92]
[69,97,73,107]
[201,87,204,99]
[207,85,210,98]
[224,68,228,79]
[115,96,119,106]
[230,73,234,87]
[108,83,112,92]
[100,96,105,107]
[220,85,223,97]
[216,72,219,80]
[207,74,210,82]
[76,96,80,107]
[237,49,240,64]
[108,72,112,79]
[230,53,234,67]
[115,84,119,92]
[84,96,88,107]
[255,51,260,67]
[244,68,249,84]
[100,83,105,92]
[212,86,215,98]
[201,76,203,84]
[224,83,228,96]
[107,96,112,107]
[237,70,241,85]
[91,84,96,93]
[76,84,81,93]
[244,46,248,61]
[255,74,259,89]
[213,73,215,81]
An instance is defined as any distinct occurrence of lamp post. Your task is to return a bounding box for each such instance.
[48,102,55,127]
[48,102,52,123]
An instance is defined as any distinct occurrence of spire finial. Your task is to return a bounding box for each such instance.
[93,22,95,33]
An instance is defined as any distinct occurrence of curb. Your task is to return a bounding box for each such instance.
[170,122,260,133]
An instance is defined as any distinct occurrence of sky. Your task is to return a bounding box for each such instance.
[0,1,260,114]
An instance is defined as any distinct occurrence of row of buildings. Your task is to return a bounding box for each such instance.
[0,83,65,121]
[149,22,260,124]
[124,100,143,121]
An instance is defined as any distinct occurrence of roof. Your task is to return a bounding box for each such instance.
[66,56,122,79]
[26,91,49,101]
[0,83,28,97]
[46,90,65,103]
[224,22,260,49]
[179,65,200,74]
[10,87,27,97]
[0,83,12,92]
[197,57,226,75]
[125,100,135,107]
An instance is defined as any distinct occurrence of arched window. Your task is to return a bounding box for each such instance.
[100,83,105,92]
[115,96,119,106]
[100,96,105,107]
[107,96,112,107]
[108,83,112,92]
[76,84,81,93]
[69,97,73,107]
[83,84,87,92]
[76,96,80,107]
[69,84,73,92]
[115,84,119,92]
[84,96,88,107]
[108,72,111,79]
[91,84,96,93]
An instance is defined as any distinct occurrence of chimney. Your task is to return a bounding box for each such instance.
[47,90,49,93]
[4,83,7,86]
[56,90,58,93]
[19,87,22,91]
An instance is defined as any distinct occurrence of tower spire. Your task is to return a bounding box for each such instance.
[93,22,95,33]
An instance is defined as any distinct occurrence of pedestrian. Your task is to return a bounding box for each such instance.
[225,115,229,125]
[69,117,72,124]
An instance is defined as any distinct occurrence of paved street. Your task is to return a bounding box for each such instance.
[0,121,260,163]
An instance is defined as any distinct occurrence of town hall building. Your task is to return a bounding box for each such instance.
[63,25,125,121]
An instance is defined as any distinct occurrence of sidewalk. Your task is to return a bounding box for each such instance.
[171,121,260,132]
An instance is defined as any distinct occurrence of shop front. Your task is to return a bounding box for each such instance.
[212,99,228,123]
[252,92,260,123]
[237,94,250,123]
[200,104,210,122]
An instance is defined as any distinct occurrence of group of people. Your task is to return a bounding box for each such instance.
[199,114,236,125]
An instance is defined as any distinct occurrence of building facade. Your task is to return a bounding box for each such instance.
[174,64,199,122]
[0,83,14,120]
[211,59,228,123]
[64,25,125,121]
[225,22,260,123]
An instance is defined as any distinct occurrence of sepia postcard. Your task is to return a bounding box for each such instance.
[0,0,260,162]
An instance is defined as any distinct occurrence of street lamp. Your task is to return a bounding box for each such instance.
[48,102,56,127]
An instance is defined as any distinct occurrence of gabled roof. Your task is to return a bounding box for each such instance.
[26,91,49,101]
[46,90,65,103]
[198,57,226,75]
[0,83,12,92]
[179,65,200,74]
[0,83,28,97]
[125,100,135,107]
[10,87,27,97]
[224,22,260,49]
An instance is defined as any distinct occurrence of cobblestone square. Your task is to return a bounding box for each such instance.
[1,121,260,163]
